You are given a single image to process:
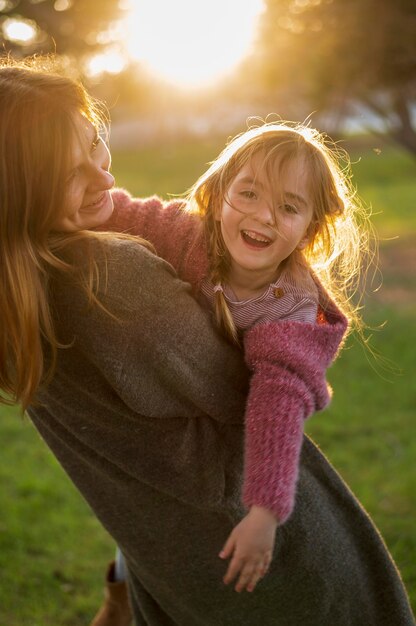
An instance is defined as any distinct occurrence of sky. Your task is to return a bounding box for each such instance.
[122,0,265,87]
[1,0,265,89]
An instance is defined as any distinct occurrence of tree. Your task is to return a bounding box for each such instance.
[0,0,124,58]
[252,0,416,155]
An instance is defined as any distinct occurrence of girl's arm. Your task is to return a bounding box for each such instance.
[218,310,348,593]
[103,189,208,286]
[241,313,348,523]
[106,189,185,250]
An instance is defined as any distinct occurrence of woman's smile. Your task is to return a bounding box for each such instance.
[81,191,110,213]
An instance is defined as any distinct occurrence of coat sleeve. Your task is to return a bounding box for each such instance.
[242,313,348,523]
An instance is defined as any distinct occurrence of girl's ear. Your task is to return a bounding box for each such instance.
[297,234,309,251]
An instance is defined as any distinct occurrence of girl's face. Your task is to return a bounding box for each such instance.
[53,113,115,232]
[218,152,313,286]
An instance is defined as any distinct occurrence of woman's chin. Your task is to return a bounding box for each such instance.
[97,193,114,225]
[84,192,114,229]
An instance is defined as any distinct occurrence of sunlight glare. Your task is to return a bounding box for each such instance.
[86,50,127,77]
[3,18,37,43]
[124,0,264,87]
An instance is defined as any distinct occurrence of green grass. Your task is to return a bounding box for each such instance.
[347,142,416,237]
[111,135,225,198]
[0,406,112,625]
[1,136,415,623]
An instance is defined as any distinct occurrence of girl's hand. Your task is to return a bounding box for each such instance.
[219,506,278,592]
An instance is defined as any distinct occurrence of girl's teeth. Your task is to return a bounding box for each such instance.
[243,230,270,243]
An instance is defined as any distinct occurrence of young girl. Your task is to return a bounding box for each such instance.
[88,121,368,623]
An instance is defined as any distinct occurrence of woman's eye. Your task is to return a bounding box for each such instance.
[91,136,101,152]
[66,168,79,184]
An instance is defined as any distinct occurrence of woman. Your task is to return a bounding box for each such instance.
[0,57,414,626]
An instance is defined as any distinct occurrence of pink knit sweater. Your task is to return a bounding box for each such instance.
[103,189,348,524]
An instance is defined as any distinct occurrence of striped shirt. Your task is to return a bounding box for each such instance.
[200,270,319,330]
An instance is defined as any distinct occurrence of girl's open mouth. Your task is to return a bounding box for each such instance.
[241,230,272,248]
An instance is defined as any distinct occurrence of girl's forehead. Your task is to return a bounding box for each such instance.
[236,151,308,184]
[232,150,313,209]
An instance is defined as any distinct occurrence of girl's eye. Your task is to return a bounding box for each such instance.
[282,203,298,214]
[240,190,257,200]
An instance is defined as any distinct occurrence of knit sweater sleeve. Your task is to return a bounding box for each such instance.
[101,188,209,288]
[242,308,348,523]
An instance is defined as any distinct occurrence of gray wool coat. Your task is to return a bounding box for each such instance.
[29,238,414,626]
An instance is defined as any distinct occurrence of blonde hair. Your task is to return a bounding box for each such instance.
[187,121,374,343]
[0,56,145,410]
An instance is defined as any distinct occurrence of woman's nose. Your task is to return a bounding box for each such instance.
[100,168,115,190]
[89,154,115,190]
[89,141,114,189]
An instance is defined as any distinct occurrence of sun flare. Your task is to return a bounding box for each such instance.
[2,18,37,43]
[123,0,264,88]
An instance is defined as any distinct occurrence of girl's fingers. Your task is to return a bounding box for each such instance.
[246,557,271,592]
[222,549,273,589]
[223,554,243,585]
[235,563,256,592]
[219,535,235,560]
[246,569,264,592]
[259,555,271,577]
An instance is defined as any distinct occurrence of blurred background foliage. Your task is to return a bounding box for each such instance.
[1,0,415,155]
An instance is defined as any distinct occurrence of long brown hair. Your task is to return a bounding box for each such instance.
[186,121,374,343]
[0,57,143,410]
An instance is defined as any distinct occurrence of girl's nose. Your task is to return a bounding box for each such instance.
[254,201,275,226]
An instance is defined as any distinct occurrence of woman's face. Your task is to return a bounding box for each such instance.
[53,113,115,232]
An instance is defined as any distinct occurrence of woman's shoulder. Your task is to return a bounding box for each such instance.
[54,234,183,325]
[97,234,175,278]
[60,233,175,295]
